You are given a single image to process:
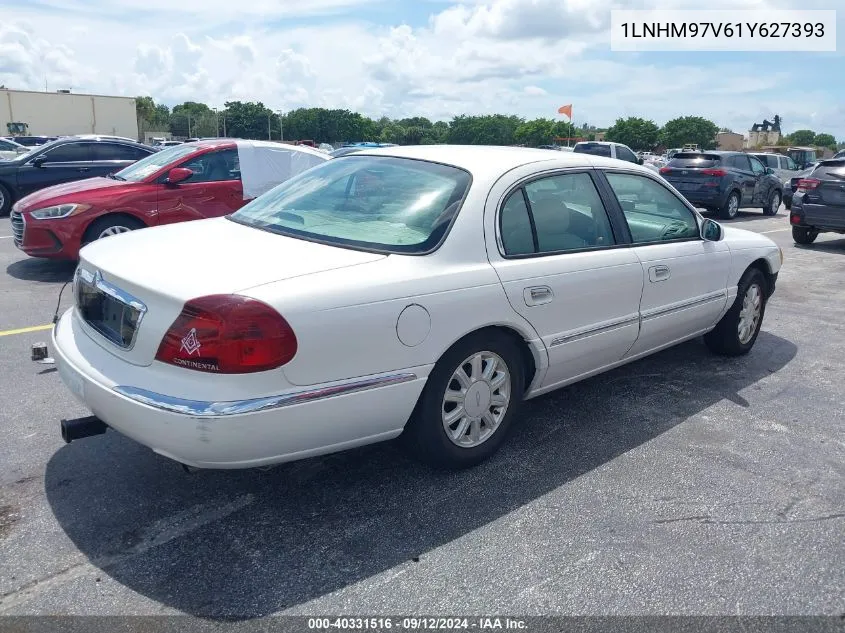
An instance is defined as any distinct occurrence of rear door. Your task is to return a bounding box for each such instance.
[600,170,731,357]
[730,154,756,205]
[89,142,153,177]
[15,141,95,196]
[488,168,644,389]
[156,148,244,224]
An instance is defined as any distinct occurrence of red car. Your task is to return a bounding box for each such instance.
[10,139,329,260]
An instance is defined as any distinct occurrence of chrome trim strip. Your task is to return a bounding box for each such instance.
[550,314,640,347]
[113,372,419,418]
[76,267,147,350]
[641,291,727,321]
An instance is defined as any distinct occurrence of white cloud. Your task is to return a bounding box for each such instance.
[523,86,547,96]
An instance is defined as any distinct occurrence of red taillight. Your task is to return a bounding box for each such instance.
[797,178,820,191]
[790,213,801,225]
[155,295,297,374]
[659,167,671,174]
[701,168,727,177]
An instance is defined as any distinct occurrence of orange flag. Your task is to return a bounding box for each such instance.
[557,104,572,118]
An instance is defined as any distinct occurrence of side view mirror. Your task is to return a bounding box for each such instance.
[31,156,46,168]
[701,218,723,242]
[637,157,644,165]
[765,167,775,175]
[165,167,193,184]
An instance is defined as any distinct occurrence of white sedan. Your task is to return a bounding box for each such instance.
[52,146,782,469]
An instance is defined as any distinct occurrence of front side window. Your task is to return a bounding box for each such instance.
[749,156,766,175]
[616,146,638,163]
[499,172,616,256]
[179,149,240,183]
[39,142,92,163]
[230,156,471,254]
[114,143,205,182]
[785,157,797,170]
[605,172,699,244]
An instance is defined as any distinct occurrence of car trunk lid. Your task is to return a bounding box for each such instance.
[75,217,387,366]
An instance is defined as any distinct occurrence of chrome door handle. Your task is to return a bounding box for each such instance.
[524,286,553,306]
[649,265,671,282]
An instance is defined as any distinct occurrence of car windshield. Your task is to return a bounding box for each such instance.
[230,155,471,254]
[114,143,201,182]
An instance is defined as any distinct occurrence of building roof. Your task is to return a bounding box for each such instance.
[0,87,136,101]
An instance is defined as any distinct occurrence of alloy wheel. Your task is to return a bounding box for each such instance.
[738,283,762,344]
[441,351,511,448]
[98,225,132,239]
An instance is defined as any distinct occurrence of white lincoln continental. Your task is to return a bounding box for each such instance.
[52,146,782,469]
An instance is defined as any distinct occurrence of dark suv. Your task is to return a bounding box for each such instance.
[789,159,845,245]
[659,151,783,219]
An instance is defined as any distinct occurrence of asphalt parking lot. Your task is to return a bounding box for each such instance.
[0,208,843,619]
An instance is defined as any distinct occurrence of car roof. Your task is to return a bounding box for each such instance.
[347,144,655,179]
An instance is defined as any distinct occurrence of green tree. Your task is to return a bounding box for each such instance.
[135,96,156,124]
[605,117,660,151]
[660,116,719,150]
[447,115,523,145]
[813,133,836,149]
[514,118,555,146]
[787,129,816,146]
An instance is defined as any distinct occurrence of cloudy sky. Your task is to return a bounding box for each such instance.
[1,0,843,139]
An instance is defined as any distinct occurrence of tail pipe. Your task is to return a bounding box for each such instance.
[61,416,108,443]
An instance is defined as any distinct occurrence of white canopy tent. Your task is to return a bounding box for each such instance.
[235,140,330,200]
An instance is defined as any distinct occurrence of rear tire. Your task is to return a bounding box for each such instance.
[792,226,818,245]
[0,183,12,217]
[704,268,767,356]
[401,331,525,469]
[718,191,740,220]
[763,190,781,216]
[82,215,144,246]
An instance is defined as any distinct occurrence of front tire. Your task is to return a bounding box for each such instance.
[763,190,781,216]
[719,191,740,220]
[704,268,767,356]
[792,226,818,245]
[0,183,12,217]
[82,215,144,246]
[401,331,525,469]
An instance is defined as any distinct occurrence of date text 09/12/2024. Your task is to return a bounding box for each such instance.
[620,22,826,39]
[307,618,527,630]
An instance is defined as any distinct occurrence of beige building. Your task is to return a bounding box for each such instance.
[746,117,782,148]
[0,88,138,139]
[716,131,745,151]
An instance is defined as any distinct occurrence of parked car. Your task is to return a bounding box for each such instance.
[659,151,783,219]
[0,138,29,160]
[10,139,329,260]
[51,145,781,470]
[749,152,802,182]
[0,137,155,216]
[783,164,817,210]
[330,146,365,158]
[787,147,818,170]
[789,158,845,245]
[834,149,845,159]
[573,141,642,165]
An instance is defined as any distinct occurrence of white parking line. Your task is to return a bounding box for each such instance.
[0,235,13,239]
[761,228,791,234]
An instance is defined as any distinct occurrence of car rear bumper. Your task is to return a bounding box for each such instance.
[670,188,723,207]
[52,309,431,469]
[791,203,845,230]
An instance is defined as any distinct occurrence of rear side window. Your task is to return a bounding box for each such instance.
[573,143,612,158]
[92,143,151,161]
[499,172,616,256]
[667,154,720,169]
[730,155,751,171]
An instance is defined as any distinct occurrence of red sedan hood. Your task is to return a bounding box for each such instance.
[16,177,128,211]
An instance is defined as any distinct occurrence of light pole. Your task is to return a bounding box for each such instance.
[267,113,272,140]
[278,110,284,141]
[213,108,219,137]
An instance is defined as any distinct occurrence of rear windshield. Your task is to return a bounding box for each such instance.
[229,156,472,255]
[814,161,845,179]
[667,153,721,168]
[573,143,611,157]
